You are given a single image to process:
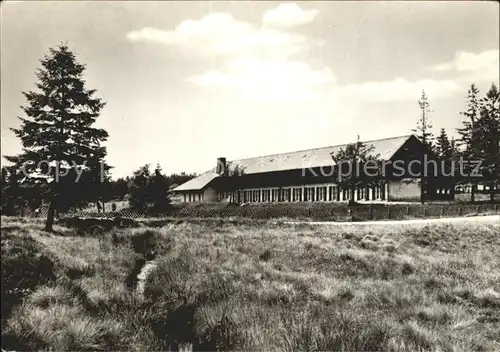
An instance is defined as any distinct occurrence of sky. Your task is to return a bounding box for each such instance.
[1,1,499,179]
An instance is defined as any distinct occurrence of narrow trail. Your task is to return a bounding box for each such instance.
[283,214,499,226]
[135,260,158,297]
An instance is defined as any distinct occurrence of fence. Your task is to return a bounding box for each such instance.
[22,202,496,222]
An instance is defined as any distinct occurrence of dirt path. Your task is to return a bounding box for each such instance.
[136,260,157,297]
[283,215,499,227]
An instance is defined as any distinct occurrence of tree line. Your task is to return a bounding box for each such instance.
[0,163,196,217]
[412,86,499,201]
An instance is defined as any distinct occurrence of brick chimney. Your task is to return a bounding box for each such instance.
[216,157,227,175]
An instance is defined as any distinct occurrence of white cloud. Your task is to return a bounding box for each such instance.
[340,78,460,102]
[428,50,499,81]
[128,11,327,102]
[262,3,319,28]
[127,11,465,105]
[126,13,314,59]
[430,50,499,72]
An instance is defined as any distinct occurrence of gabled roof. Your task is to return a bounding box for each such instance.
[173,169,219,192]
[174,135,414,192]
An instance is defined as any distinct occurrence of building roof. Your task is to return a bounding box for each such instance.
[173,169,219,192]
[174,135,414,192]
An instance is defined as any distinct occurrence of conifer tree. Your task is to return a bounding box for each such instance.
[457,84,481,202]
[412,90,435,151]
[435,128,452,159]
[5,44,109,231]
[113,178,129,200]
[148,164,171,213]
[0,167,8,213]
[478,83,500,201]
[128,165,151,213]
[458,84,481,157]
[128,164,171,213]
[0,167,22,215]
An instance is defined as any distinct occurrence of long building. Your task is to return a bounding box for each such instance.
[173,135,454,203]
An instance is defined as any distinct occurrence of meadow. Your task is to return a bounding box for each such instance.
[1,216,499,351]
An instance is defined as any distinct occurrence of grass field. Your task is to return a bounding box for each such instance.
[1,216,499,351]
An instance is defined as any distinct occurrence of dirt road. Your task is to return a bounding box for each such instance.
[284,215,499,227]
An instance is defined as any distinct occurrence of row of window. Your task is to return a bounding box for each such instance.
[184,192,203,202]
[218,185,387,203]
[435,188,452,195]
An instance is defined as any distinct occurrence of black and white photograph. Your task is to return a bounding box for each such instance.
[1,1,499,351]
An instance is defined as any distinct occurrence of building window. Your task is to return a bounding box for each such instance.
[245,190,251,202]
[262,189,270,202]
[304,187,315,201]
[317,186,327,201]
[343,188,350,200]
[282,188,291,202]
[358,187,364,200]
[271,189,279,202]
[292,188,302,202]
[252,190,259,202]
[329,186,338,201]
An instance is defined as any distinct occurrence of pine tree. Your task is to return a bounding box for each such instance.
[458,84,481,158]
[128,165,151,213]
[0,167,8,212]
[113,178,129,200]
[412,90,435,151]
[148,164,171,213]
[128,164,171,213]
[435,128,452,159]
[457,84,482,202]
[478,83,500,201]
[5,44,109,231]
[0,167,21,215]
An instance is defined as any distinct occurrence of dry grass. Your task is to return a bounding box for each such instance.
[1,215,499,351]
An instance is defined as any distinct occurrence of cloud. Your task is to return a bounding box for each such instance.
[428,50,499,81]
[127,10,463,105]
[126,13,315,59]
[340,78,460,102]
[430,50,499,72]
[262,3,319,28]
[127,11,328,102]
[189,59,335,102]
